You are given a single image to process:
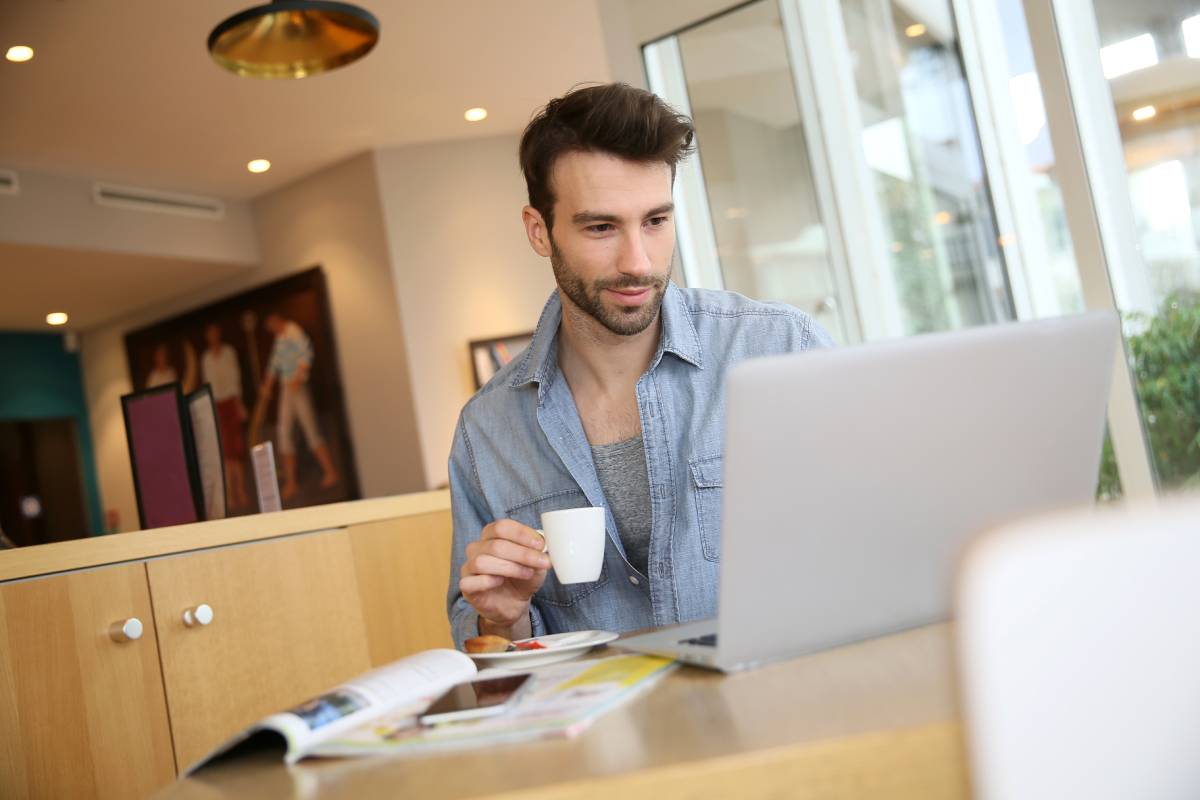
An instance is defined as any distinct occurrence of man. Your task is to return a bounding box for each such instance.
[200,322,250,510]
[447,83,832,649]
[258,312,339,500]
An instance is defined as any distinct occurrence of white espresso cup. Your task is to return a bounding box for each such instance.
[537,507,606,584]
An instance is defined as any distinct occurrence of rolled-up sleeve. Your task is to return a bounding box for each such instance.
[446,413,548,649]
[447,414,487,649]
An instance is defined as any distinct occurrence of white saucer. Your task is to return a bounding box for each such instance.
[468,630,619,669]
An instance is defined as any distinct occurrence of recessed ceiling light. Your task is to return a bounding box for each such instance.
[6,45,34,63]
[1132,105,1157,121]
[905,24,926,38]
[46,312,68,326]
[1100,33,1158,80]
[247,159,271,173]
[1184,14,1200,58]
[464,107,488,122]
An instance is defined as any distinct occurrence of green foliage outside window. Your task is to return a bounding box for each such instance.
[1098,291,1200,497]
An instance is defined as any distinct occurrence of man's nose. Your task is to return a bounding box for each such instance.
[618,231,654,277]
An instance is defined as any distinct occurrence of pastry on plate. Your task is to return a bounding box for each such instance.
[464,634,512,654]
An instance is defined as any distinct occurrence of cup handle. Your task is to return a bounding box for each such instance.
[534,529,548,553]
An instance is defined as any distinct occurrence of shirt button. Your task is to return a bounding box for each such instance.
[628,575,640,585]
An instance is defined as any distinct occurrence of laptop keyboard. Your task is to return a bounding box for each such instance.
[680,633,718,647]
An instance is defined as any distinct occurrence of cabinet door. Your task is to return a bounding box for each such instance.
[350,510,453,666]
[0,564,176,799]
[146,529,371,770]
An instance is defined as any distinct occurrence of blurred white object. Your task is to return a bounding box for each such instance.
[251,441,282,513]
[957,496,1200,800]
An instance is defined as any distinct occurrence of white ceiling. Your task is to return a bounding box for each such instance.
[0,0,612,200]
[0,0,612,333]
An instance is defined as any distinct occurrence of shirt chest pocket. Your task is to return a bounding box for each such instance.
[689,454,723,563]
[505,489,610,608]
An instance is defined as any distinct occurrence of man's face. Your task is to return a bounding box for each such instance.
[537,151,676,337]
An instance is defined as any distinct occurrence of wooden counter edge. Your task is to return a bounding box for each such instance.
[482,720,969,800]
[0,490,451,582]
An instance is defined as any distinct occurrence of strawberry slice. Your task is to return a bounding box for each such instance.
[513,640,546,650]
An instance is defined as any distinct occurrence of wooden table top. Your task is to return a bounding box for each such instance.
[157,624,969,800]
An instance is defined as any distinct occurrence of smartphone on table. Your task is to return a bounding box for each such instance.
[418,673,533,726]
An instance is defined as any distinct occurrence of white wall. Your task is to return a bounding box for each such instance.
[373,137,557,489]
[83,152,425,531]
[0,169,258,264]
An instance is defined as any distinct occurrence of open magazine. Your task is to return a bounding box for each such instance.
[188,649,674,773]
[317,653,675,757]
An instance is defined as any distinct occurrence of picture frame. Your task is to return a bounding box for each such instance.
[125,267,360,515]
[121,382,203,530]
[468,332,534,390]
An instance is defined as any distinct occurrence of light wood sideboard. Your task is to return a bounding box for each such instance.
[0,491,454,800]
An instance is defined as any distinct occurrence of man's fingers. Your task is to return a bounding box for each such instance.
[459,574,504,594]
[470,554,536,581]
[480,538,550,569]
[483,519,547,551]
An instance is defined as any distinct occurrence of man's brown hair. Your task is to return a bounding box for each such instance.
[519,83,695,232]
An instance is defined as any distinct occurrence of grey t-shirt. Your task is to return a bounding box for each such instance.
[590,435,652,576]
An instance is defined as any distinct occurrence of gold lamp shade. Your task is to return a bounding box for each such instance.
[208,1,379,79]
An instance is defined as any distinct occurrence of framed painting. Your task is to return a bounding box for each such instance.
[468,332,534,390]
[125,267,359,514]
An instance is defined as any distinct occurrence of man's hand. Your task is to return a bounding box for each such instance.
[460,519,550,639]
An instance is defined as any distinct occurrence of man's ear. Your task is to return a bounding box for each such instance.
[522,206,553,258]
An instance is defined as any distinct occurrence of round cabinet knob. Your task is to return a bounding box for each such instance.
[182,603,214,627]
[109,617,144,643]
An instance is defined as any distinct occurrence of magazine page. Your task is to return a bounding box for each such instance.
[187,648,477,773]
[312,654,676,758]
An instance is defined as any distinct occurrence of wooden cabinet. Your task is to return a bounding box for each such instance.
[0,564,175,799]
[0,500,454,799]
[350,510,454,666]
[148,530,374,770]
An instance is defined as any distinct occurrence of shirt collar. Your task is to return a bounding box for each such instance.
[510,282,704,392]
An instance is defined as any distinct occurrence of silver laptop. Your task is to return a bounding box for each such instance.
[621,311,1119,671]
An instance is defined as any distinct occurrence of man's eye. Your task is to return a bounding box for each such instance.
[587,224,614,233]
[647,216,669,227]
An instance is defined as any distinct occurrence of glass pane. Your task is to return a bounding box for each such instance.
[1090,0,1200,491]
[994,0,1087,316]
[842,0,1015,334]
[989,0,1107,494]
[672,0,847,340]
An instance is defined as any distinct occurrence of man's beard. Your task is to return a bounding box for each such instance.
[550,240,668,337]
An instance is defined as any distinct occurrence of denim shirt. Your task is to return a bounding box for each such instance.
[446,283,833,648]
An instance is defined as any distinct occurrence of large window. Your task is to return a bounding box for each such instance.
[644,0,1193,498]
[1084,0,1200,492]
[841,0,1014,334]
[646,1,847,339]
[646,0,1016,345]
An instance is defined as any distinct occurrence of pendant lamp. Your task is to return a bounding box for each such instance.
[208,1,379,79]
